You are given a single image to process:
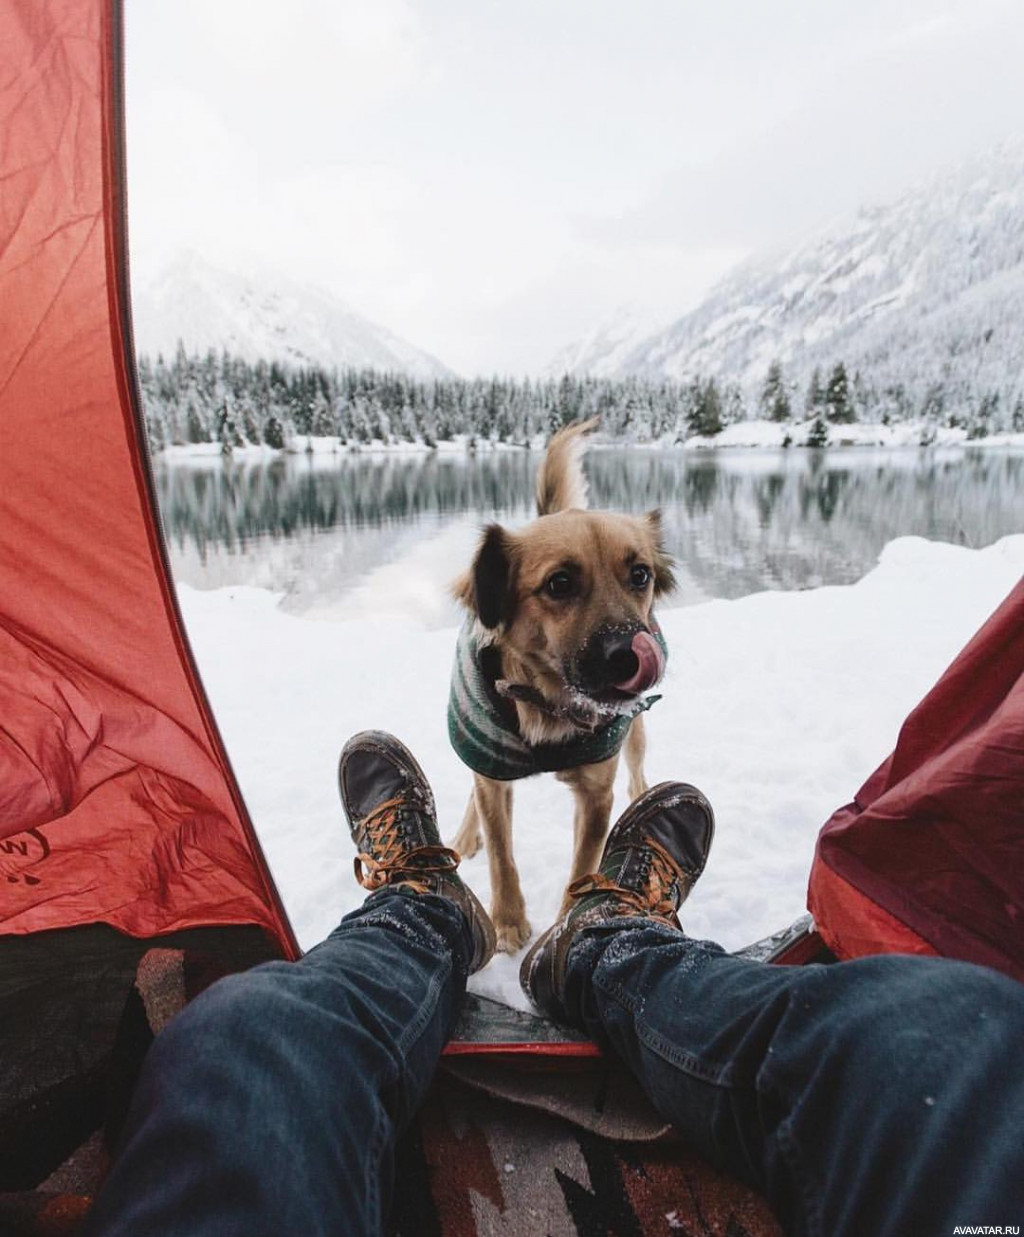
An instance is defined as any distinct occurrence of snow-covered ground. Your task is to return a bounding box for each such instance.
[181,534,1024,1010]
[158,433,542,463]
[685,419,1024,449]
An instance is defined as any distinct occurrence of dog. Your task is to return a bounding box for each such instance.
[448,418,676,952]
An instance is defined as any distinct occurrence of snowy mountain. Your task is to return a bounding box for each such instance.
[131,251,452,378]
[560,143,1024,424]
[545,305,672,379]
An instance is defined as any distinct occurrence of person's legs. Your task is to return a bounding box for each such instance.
[82,891,472,1237]
[523,781,1024,1237]
[566,925,1024,1237]
[84,731,495,1237]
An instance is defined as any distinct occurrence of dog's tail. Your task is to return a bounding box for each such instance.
[535,417,598,515]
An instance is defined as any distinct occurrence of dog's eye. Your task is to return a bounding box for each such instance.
[545,570,574,599]
[630,564,652,589]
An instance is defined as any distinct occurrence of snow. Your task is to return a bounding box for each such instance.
[159,433,541,464]
[546,303,679,380]
[180,535,1024,1010]
[682,419,1016,449]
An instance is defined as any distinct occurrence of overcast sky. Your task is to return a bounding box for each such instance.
[126,0,1024,375]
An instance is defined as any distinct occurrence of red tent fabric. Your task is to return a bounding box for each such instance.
[0,0,296,953]
[808,578,1024,982]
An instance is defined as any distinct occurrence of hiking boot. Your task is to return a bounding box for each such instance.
[338,730,496,973]
[520,781,714,1021]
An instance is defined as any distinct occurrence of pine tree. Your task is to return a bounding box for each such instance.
[264,415,285,450]
[687,379,723,438]
[920,384,945,423]
[186,396,208,444]
[968,392,998,440]
[760,360,791,422]
[805,368,824,415]
[885,382,913,422]
[311,389,335,437]
[216,402,243,452]
[824,363,855,423]
[852,370,872,421]
[722,383,746,426]
[552,373,581,431]
[806,415,829,447]
[240,400,261,445]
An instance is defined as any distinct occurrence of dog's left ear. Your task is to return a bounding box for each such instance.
[452,523,516,629]
[645,510,677,597]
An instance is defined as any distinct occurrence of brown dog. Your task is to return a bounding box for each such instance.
[448,419,675,951]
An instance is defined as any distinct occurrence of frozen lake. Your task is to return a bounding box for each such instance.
[155,445,1024,625]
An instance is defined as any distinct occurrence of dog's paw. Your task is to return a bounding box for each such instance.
[450,828,482,860]
[494,918,533,954]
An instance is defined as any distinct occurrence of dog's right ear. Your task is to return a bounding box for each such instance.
[645,509,677,597]
[452,524,515,629]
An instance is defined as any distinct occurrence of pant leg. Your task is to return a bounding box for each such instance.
[564,922,1024,1237]
[82,890,473,1237]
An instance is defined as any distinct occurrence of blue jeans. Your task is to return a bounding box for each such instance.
[84,893,1024,1237]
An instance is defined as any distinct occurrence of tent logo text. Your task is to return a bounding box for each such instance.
[0,828,51,886]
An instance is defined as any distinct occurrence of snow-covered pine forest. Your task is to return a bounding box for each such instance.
[138,346,1023,453]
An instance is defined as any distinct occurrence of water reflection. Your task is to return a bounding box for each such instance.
[156,447,1024,617]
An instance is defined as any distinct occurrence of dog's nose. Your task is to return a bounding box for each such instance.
[605,638,640,684]
[579,628,642,690]
[577,627,665,695]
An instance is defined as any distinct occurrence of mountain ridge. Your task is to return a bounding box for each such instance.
[131,251,452,379]
[555,142,1024,425]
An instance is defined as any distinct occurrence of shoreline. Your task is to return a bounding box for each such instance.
[155,420,1024,464]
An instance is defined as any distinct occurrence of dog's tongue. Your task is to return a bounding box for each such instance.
[613,631,665,694]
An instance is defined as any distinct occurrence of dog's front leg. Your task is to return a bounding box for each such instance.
[450,791,482,859]
[557,756,618,915]
[474,773,531,953]
[624,714,649,802]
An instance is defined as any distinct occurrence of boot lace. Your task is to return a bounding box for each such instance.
[566,836,682,919]
[353,795,460,894]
